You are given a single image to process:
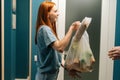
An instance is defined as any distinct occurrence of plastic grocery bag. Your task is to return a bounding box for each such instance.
[65,17,95,72]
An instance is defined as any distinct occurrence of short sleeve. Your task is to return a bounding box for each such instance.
[38,26,57,47]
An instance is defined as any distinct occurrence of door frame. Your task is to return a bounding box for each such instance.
[99,0,116,80]
[28,0,32,79]
[1,0,4,80]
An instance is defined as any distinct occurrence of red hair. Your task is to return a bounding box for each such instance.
[35,1,58,44]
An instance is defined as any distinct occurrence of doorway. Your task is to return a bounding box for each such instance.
[56,0,116,80]
[65,0,101,80]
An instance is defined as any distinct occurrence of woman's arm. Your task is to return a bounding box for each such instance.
[52,21,80,53]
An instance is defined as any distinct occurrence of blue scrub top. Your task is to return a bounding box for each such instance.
[36,25,62,73]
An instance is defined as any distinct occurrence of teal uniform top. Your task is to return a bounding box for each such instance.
[36,25,62,73]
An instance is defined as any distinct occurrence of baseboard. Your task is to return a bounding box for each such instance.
[15,79,27,80]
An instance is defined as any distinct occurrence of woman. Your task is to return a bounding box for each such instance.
[35,1,80,80]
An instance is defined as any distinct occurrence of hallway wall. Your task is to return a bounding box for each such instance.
[114,0,120,80]
[31,0,44,80]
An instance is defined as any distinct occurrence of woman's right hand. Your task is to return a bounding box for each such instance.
[70,21,81,31]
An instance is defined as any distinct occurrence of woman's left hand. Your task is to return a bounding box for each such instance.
[68,69,81,79]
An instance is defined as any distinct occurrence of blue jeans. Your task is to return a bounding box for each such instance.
[35,68,59,80]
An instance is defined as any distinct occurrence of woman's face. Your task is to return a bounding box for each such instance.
[48,5,59,23]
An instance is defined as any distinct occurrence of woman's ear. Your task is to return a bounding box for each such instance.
[48,12,51,18]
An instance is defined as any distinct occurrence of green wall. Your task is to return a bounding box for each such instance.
[113,0,120,80]
[31,0,44,80]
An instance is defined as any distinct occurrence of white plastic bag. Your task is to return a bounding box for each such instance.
[65,17,95,72]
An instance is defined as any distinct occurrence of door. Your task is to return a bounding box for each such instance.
[15,0,29,78]
[2,0,30,80]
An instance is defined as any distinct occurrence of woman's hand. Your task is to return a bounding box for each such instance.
[70,21,81,31]
[61,63,81,79]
